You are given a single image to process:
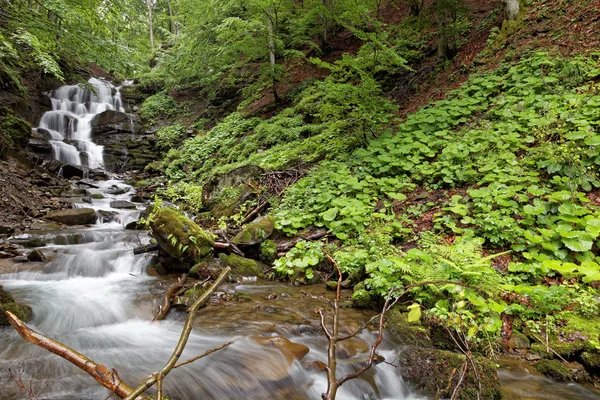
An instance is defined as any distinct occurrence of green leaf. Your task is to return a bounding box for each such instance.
[321,207,339,222]
[407,303,422,323]
[563,236,594,252]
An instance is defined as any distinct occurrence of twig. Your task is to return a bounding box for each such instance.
[450,360,468,400]
[124,267,231,400]
[173,341,234,369]
[530,332,569,363]
[9,368,40,400]
[153,274,188,321]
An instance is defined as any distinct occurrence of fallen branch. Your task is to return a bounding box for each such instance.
[153,274,188,321]
[124,266,231,400]
[240,200,269,225]
[5,312,149,400]
[173,341,234,369]
[133,243,159,255]
[276,229,328,252]
[214,230,244,257]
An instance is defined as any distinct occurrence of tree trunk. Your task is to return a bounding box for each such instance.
[503,0,519,20]
[167,0,178,34]
[147,0,155,51]
[436,0,448,59]
[267,19,279,103]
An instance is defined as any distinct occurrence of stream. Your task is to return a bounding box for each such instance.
[1,79,600,399]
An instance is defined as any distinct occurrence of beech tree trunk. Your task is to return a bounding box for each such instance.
[503,0,519,20]
[147,0,155,51]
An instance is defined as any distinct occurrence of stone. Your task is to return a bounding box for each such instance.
[536,359,590,383]
[0,302,33,326]
[110,200,137,209]
[125,220,144,230]
[27,249,47,262]
[59,164,87,179]
[398,347,502,400]
[232,216,275,245]
[90,193,104,199]
[252,336,310,363]
[337,338,370,359]
[385,308,432,347]
[28,130,53,156]
[189,260,221,279]
[218,253,263,277]
[202,165,263,209]
[98,210,120,223]
[233,291,252,302]
[507,330,530,350]
[0,224,15,234]
[149,208,214,266]
[45,208,97,225]
[90,110,142,135]
[303,360,328,371]
[0,285,15,304]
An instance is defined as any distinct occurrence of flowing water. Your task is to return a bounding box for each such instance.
[3,81,600,399]
[36,78,124,169]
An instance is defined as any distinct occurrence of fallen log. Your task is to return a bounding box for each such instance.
[154,274,188,321]
[133,243,159,255]
[5,312,150,400]
[276,229,329,252]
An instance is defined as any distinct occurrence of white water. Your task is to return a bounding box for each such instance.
[37,78,125,169]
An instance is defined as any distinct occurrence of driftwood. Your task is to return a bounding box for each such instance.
[6,266,232,400]
[133,243,159,255]
[5,312,149,400]
[154,274,188,321]
[276,229,329,252]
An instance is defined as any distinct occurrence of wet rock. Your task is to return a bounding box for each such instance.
[45,208,97,225]
[106,187,129,195]
[303,360,327,371]
[218,253,264,277]
[398,347,502,400]
[233,291,252,302]
[90,193,104,199]
[337,338,370,359]
[0,285,15,303]
[189,260,221,279]
[0,302,33,326]
[232,216,275,246]
[581,351,600,370]
[536,359,590,382]
[59,164,87,179]
[0,223,15,234]
[149,208,214,266]
[124,220,144,230]
[28,130,53,156]
[98,210,120,223]
[252,335,310,363]
[385,309,432,347]
[27,249,47,262]
[91,110,142,135]
[507,330,530,350]
[110,200,137,209]
[8,234,45,248]
[146,263,167,276]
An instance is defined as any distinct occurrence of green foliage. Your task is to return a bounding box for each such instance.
[273,241,324,282]
[140,92,180,122]
[156,124,186,151]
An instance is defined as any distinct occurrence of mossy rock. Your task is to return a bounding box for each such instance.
[233,291,252,302]
[581,351,600,371]
[189,260,221,279]
[0,107,32,148]
[184,286,207,301]
[531,339,586,359]
[210,185,252,219]
[352,282,376,309]
[0,286,15,304]
[150,208,214,266]
[90,193,105,199]
[232,216,275,245]
[507,330,530,350]
[536,359,590,382]
[259,239,277,263]
[385,308,432,347]
[326,281,339,291]
[218,253,264,277]
[0,303,33,326]
[398,347,502,400]
[202,165,263,209]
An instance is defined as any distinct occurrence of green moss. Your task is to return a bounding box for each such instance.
[0,286,15,304]
[385,308,432,347]
[531,340,586,359]
[184,286,206,301]
[210,185,248,219]
[0,303,33,326]
[232,216,275,245]
[0,107,31,148]
[399,347,502,400]
[536,359,574,381]
[507,330,530,350]
[352,282,374,308]
[326,281,339,291]
[233,291,252,302]
[259,239,277,262]
[218,253,263,277]
[90,194,105,199]
[581,351,600,370]
[150,207,215,264]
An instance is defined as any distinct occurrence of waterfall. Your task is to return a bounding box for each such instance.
[37,78,124,169]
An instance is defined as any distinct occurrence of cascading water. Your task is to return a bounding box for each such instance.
[37,78,125,169]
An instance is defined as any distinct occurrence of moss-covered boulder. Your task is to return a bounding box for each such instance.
[398,347,502,400]
[189,260,222,280]
[531,339,587,359]
[581,351,600,371]
[0,107,32,148]
[0,303,33,326]
[218,253,264,277]
[150,208,215,266]
[0,285,15,304]
[536,359,590,382]
[385,308,432,347]
[232,216,275,245]
[507,330,530,350]
[352,282,377,309]
[202,165,263,209]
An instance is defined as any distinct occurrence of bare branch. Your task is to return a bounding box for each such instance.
[154,274,188,321]
[5,313,148,399]
[9,368,40,400]
[173,341,234,369]
[124,266,231,400]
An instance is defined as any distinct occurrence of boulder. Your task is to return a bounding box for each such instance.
[45,208,97,225]
[218,253,264,277]
[27,249,47,262]
[0,302,33,326]
[0,223,15,234]
[0,285,15,304]
[98,210,120,223]
[202,165,263,213]
[91,110,142,135]
[398,347,502,400]
[59,164,87,179]
[28,130,53,156]
[536,359,590,383]
[385,308,432,347]
[251,336,310,363]
[232,216,275,246]
[507,330,530,350]
[110,200,137,209]
[149,208,214,266]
